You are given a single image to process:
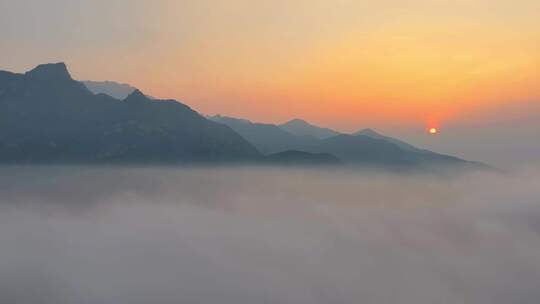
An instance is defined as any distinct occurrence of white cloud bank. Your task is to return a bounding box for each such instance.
[0,166,539,304]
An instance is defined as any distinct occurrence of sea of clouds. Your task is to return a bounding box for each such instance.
[1,166,539,304]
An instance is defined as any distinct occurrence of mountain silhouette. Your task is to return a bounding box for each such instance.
[0,62,488,169]
[0,63,261,164]
[211,115,486,170]
[353,128,422,152]
[83,80,137,100]
[279,119,340,139]
[303,134,489,170]
[209,115,319,154]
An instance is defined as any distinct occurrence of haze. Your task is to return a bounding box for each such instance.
[1,166,540,304]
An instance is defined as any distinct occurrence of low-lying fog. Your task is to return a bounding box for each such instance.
[1,166,539,304]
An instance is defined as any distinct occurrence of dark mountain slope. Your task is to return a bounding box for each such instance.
[0,63,261,164]
[306,134,415,166]
[305,134,485,169]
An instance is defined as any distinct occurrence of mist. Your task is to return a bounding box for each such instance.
[1,166,540,304]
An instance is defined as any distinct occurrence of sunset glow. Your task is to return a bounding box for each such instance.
[1,0,539,132]
[3,2,540,303]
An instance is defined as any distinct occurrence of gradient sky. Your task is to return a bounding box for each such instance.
[1,0,539,166]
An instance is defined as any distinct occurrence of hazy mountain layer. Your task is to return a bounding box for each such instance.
[279,118,340,139]
[211,115,483,170]
[82,80,137,100]
[354,128,422,152]
[303,134,481,170]
[209,115,319,154]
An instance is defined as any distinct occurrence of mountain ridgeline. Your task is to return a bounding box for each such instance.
[0,63,260,164]
[209,115,488,170]
[279,119,340,139]
[0,63,486,169]
[209,115,319,154]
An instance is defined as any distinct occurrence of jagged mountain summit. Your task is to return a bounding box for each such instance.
[0,63,261,163]
[279,118,340,139]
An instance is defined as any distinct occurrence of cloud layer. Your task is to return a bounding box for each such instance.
[1,166,539,304]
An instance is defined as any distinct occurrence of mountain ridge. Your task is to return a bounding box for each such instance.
[0,63,261,164]
[209,115,319,154]
[353,128,424,152]
[0,62,489,170]
[212,114,488,170]
[279,118,340,139]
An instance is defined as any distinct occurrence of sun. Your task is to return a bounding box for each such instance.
[429,127,438,135]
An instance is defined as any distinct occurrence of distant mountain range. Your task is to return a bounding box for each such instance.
[211,114,483,170]
[0,62,487,169]
[209,115,319,154]
[353,128,424,152]
[82,80,137,100]
[279,119,340,139]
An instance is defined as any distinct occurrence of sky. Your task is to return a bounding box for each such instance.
[1,0,539,167]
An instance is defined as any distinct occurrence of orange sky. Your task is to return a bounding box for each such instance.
[1,0,539,132]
